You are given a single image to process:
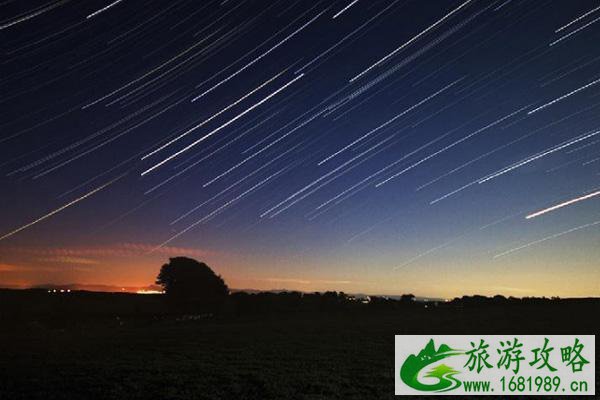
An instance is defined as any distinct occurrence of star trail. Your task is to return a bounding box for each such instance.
[1,0,599,298]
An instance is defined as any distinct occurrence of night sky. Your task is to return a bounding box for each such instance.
[1,0,599,298]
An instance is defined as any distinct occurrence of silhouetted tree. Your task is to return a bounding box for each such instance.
[400,294,415,303]
[156,257,228,312]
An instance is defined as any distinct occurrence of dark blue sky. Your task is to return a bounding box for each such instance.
[1,0,599,297]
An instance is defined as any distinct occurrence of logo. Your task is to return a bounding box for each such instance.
[395,335,595,396]
[400,339,464,392]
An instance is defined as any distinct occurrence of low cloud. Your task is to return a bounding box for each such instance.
[119,243,211,257]
[0,263,20,272]
[36,256,100,265]
[0,263,59,273]
[493,286,533,294]
[260,277,358,285]
[4,242,212,259]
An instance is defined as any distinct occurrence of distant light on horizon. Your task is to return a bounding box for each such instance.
[136,290,165,295]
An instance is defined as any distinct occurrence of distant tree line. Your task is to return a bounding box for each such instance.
[153,257,582,316]
[0,258,593,321]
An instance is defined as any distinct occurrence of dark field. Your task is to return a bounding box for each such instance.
[0,290,598,399]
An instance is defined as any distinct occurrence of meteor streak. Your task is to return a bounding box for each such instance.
[0,174,125,242]
[141,74,304,176]
[394,236,462,270]
[142,70,286,160]
[332,0,359,19]
[318,77,463,165]
[528,77,600,114]
[0,0,70,31]
[479,129,600,183]
[192,10,324,100]
[295,0,401,74]
[550,14,600,46]
[169,142,304,223]
[262,135,395,218]
[350,0,473,82]
[555,5,600,32]
[376,106,528,187]
[494,218,600,258]
[317,116,481,208]
[151,167,287,251]
[526,190,600,219]
[86,0,124,19]
[203,109,324,187]
[582,157,600,166]
[429,179,478,204]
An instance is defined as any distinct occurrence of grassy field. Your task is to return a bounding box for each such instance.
[1,295,598,400]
